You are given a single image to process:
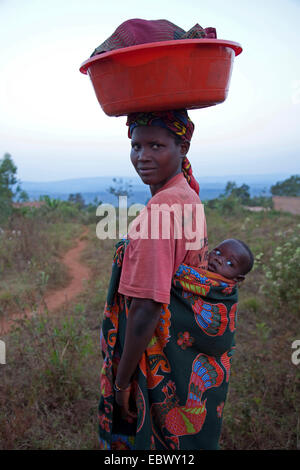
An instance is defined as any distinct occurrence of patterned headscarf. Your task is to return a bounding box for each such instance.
[126,110,200,195]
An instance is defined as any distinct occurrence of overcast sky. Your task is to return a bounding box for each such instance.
[0,0,299,182]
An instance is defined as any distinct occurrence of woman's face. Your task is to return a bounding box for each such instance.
[130,126,188,194]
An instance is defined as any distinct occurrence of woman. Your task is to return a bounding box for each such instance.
[98,110,238,450]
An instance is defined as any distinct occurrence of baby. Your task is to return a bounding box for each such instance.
[208,238,254,282]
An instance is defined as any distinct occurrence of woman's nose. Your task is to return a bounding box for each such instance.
[137,147,151,161]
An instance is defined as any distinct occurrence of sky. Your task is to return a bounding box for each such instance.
[0,0,299,182]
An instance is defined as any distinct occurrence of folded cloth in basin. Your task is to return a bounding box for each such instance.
[90,19,217,57]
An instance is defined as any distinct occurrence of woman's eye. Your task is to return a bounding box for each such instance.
[215,250,221,255]
[226,260,233,266]
[132,144,140,151]
[152,143,160,149]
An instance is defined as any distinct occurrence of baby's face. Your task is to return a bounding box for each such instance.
[208,239,249,281]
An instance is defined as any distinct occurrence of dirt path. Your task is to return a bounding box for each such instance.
[0,228,91,336]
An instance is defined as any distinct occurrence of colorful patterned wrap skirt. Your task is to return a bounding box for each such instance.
[98,240,238,450]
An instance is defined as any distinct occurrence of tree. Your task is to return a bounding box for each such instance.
[68,193,85,209]
[222,181,250,204]
[40,195,62,210]
[223,181,236,197]
[107,178,133,203]
[0,153,18,200]
[0,153,22,221]
[271,175,300,197]
[17,190,30,202]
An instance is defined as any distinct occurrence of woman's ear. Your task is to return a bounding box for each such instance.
[180,141,190,156]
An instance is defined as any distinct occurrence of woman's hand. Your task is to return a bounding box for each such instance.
[115,297,162,422]
[115,387,137,423]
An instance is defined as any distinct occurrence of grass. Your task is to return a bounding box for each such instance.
[204,207,300,450]
[1,311,99,449]
[0,216,83,318]
[0,207,299,449]
[0,221,114,449]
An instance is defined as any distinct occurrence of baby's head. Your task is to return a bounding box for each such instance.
[208,238,254,282]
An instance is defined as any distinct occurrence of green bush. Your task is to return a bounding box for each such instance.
[205,196,246,215]
[239,296,262,314]
[246,196,273,208]
[261,224,300,314]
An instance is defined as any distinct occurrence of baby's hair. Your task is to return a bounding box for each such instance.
[232,239,254,275]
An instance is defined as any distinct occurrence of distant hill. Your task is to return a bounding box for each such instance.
[20,173,290,206]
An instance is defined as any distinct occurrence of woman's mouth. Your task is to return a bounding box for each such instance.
[138,168,156,175]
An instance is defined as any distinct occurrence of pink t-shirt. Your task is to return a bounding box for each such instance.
[118,172,208,304]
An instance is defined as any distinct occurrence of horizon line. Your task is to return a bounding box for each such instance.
[20,171,296,184]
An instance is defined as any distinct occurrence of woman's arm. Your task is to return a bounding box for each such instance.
[115,297,162,421]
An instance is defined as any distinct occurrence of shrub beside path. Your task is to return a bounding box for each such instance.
[0,228,91,335]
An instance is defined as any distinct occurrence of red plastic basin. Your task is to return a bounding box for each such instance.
[80,39,242,116]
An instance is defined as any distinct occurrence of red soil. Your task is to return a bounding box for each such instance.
[0,229,91,336]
